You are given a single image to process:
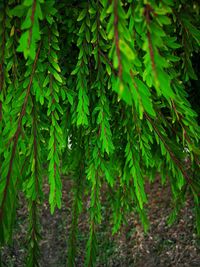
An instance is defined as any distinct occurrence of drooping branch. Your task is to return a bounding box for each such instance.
[44,23,63,213]
[144,112,194,187]
[0,43,41,221]
[144,4,158,83]
[0,3,6,122]
[114,0,122,79]
[67,166,84,267]
[85,167,101,267]
[26,96,41,266]
[28,0,37,48]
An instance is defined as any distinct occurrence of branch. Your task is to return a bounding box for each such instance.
[114,0,122,78]
[144,4,158,82]
[0,3,6,122]
[32,96,39,197]
[144,112,194,186]
[98,49,115,72]
[28,0,36,48]
[0,43,41,221]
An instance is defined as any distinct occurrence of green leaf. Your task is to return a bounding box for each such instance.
[23,0,33,6]
[53,72,62,83]
[77,9,87,22]
[21,15,32,30]
[51,60,61,72]
[10,5,26,17]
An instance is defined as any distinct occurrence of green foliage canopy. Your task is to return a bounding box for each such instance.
[0,0,200,266]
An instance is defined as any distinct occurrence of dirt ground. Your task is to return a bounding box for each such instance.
[1,177,200,267]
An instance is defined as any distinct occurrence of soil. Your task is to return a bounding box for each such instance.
[1,177,200,267]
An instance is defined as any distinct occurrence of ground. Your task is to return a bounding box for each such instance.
[1,177,200,267]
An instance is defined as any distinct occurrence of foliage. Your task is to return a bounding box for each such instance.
[0,0,200,266]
